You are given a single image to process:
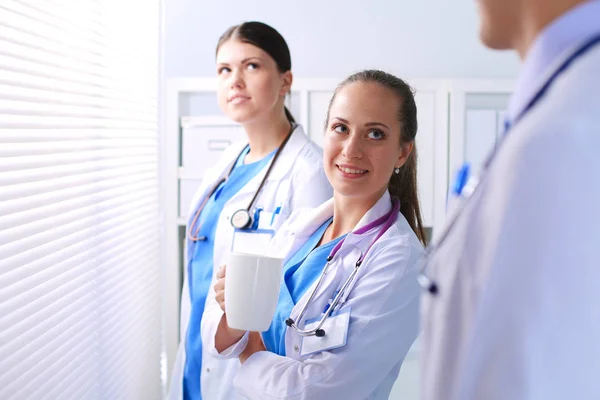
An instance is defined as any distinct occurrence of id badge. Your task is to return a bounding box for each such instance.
[299,308,351,357]
[231,228,275,255]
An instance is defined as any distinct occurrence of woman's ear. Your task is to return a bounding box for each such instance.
[395,141,414,168]
[280,71,293,97]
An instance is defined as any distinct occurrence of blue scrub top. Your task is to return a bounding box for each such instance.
[183,145,276,400]
[262,217,346,356]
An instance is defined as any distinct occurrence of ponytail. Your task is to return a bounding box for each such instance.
[389,147,427,245]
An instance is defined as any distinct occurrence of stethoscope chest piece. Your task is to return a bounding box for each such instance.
[231,209,253,230]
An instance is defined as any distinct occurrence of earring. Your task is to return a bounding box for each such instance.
[394,166,400,174]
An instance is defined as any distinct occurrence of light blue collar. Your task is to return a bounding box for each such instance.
[507,1,600,125]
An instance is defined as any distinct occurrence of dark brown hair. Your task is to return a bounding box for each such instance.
[216,21,295,123]
[326,70,427,245]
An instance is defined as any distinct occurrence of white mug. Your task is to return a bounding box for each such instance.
[225,252,284,332]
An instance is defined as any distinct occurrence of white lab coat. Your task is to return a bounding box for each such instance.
[420,43,600,399]
[203,192,423,400]
[167,125,333,400]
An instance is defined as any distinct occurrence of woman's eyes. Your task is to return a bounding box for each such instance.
[333,124,348,134]
[367,129,385,140]
[217,62,258,74]
[332,125,385,140]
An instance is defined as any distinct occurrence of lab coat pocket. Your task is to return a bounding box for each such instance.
[299,308,351,356]
[257,209,289,232]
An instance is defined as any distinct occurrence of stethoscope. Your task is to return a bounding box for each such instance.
[187,123,296,241]
[285,199,400,337]
[418,33,600,296]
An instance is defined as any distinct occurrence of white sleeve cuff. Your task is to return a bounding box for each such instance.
[211,330,250,358]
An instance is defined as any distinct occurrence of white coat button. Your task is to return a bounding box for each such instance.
[206,368,210,373]
[294,345,299,352]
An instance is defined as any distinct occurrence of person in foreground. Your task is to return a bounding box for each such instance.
[202,69,427,400]
[420,1,600,399]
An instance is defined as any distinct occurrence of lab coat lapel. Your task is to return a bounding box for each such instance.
[352,192,393,232]
[185,141,247,223]
[184,141,246,267]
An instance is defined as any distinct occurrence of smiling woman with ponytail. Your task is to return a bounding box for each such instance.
[205,69,424,400]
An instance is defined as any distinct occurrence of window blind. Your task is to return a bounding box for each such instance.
[0,1,162,399]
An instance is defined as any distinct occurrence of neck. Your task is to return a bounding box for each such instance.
[516,0,588,59]
[242,110,291,162]
[322,190,385,244]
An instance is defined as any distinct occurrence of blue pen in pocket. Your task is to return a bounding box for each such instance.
[270,203,282,226]
[322,289,340,314]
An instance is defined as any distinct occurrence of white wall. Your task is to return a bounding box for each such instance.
[165,0,520,79]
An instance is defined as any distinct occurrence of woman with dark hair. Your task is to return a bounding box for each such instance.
[167,22,332,400]
[206,70,426,399]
